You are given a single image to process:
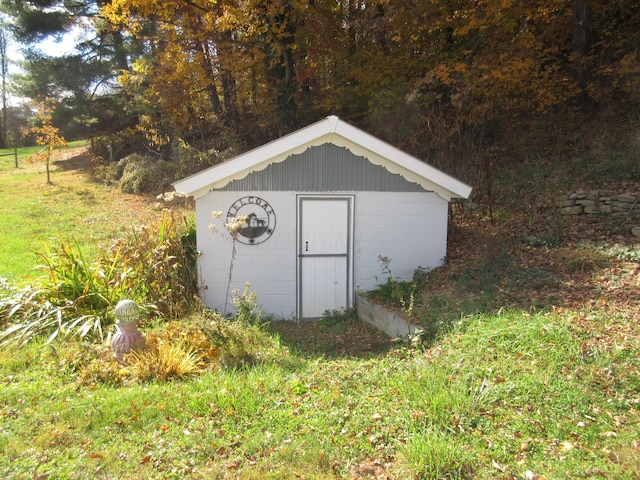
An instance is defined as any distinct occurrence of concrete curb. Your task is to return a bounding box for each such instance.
[355,292,418,341]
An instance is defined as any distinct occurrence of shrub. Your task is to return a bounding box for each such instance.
[94,153,177,195]
[118,154,176,194]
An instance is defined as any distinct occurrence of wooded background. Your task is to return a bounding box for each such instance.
[2,1,639,187]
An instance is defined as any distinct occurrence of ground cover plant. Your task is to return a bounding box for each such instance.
[1,147,639,478]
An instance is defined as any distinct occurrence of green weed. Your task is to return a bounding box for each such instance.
[231,282,262,324]
[368,256,427,318]
[593,242,640,262]
[521,233,560,248]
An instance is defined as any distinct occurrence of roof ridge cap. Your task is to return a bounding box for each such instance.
[326,115,340,133]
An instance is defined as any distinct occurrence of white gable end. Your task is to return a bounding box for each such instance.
[173,116,472,201]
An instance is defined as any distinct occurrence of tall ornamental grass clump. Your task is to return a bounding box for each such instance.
[0,211,198,346]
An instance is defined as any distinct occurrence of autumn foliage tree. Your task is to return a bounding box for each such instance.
[28,100,66,185]
[102,0,309,150]
[100,2,635,143]
[5,0,623,185]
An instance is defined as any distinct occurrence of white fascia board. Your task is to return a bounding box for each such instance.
[172,117,335,199]
[331,119,472,199]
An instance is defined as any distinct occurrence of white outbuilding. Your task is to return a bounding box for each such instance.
[173,116,472,319]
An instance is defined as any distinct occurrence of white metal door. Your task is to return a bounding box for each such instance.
[298,196,353,319]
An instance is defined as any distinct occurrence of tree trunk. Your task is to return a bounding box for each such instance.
[200,39,223,116]
[572,0,590,106]
[0,28,8,149]
[46,143,52,185]
[219,32,239,128]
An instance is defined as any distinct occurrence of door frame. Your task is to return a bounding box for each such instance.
[296,194,355,319]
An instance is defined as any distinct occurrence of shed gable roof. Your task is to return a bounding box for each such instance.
[173,116,472,201]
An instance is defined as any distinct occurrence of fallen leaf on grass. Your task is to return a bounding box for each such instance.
[525,471,549,480]
[32,468,50,480]
[560,441,574,451]
[492,459,507,472]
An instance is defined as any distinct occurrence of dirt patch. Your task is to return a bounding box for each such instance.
[51,146,170,229]
[268,315,394,358]
[53,146,94,171]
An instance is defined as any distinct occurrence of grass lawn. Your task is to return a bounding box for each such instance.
[1,146,639,478]
[0,143,165,283]
[1,309,638,479]
[0,141,89,170]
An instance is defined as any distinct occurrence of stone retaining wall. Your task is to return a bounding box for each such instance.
[556,191,639,216]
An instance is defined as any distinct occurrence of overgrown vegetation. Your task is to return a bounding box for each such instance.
[91,139,229,195]
[60,300,286,387]
[366,223,639,345]
[0,210,197,345]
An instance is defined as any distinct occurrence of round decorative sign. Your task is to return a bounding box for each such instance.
[227,196,276,245]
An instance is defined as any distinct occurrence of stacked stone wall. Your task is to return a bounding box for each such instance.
[556,191,639,217]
